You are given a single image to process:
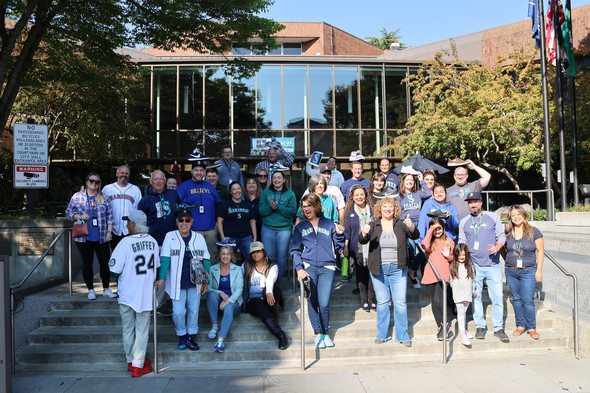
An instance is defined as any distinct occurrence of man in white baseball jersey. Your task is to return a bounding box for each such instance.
[109,210,160,378]
[103,165,142,249]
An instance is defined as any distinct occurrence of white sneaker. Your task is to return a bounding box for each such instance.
[102,288,117,298]
[460,331,471,346]
[413,281,421,289]
[466,330,474,339]
[88,289,96,300]
[322,334,335,348]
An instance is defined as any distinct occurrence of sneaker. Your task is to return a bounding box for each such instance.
[447,157,469,167]
[362,303,370,312]
[208,327,218,340]
[426,209,448,219]
[178,335,187,350]
[315,334,326,349]
[102,288,117,298]
[401,340,412,347]
[87,289,96,300]
[156,303,173,316]
[268,162,289,172]
[265,140,283,150]
[187,148,210,162]
[437,326,453,341]
[413,281,421,289]
[131,364,152,378]
[400,165,420,175]
[494,329,510,343]
[475,327,486,340]
[370,302,377,310]
[214,339,224,353]
[216,238,237,247]
[186,334,200,350]
[373,188,398,199]
[374,336,392,344]
[128,359,151,372]
[323,334,335,348]
[466,331,474,339]
[459,331,471,346]
[348,150,365,161]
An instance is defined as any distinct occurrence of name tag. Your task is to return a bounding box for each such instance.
[199,205,205,214]
[473,241,479,251]
[92,218,98,227]
[517,259,523,268]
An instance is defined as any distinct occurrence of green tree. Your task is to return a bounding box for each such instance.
[365,28,407,50]
[1,0,284,131]
[402,46,545,190]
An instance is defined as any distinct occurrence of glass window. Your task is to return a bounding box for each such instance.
[360,67,383,129]
[268,46,282,55]
[152,66,177,131]
[205,130,230,156]
[204,66,230,129]
[310,130,334,157]
[334,67,358,129]
[308,66,333,129]
[284,130,306,156]
[232,75,256,129]
[257,66,282,129]
[179,66,203,129]
[283,43,302,55]
[179,131,204,158]
[233,130,257,157]
[335,130,359,157]
[361,130,377,157]
[283,66,307,129]
[128,71,150,131]
[156,131,178,159]
[232,44,251,55]
[385,68,407,129]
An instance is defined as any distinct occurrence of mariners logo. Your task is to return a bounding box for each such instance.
[109,259,116,267]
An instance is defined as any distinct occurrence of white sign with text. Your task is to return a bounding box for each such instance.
[13,123,48,164]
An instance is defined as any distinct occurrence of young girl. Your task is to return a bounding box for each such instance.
[450,244,476,346]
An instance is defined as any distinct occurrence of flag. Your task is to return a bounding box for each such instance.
[563,0,576,77]
[546,0,576,77]
[528,0,541,48]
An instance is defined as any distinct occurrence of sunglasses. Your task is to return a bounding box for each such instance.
[88,179,101,184]
[258,174,268,178]
[178,218,192,223]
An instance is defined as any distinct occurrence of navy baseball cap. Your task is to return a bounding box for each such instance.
[465,192,482,201]
[177,209,193,219]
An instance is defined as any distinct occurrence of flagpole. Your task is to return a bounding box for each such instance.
[537,0,554,220]
[566,0,579,204]
[554,0,568,211]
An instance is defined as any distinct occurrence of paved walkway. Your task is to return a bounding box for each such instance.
[12,355,590,393]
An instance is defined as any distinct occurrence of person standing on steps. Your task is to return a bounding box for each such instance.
[446,159,491,221]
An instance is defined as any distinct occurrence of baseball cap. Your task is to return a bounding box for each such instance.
[465,191,482,201]
[176,209,193,219]
[319,165,331,173]
[249,241,265,254]
[123,210,147,226]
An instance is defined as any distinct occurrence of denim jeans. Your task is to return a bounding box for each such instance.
[505,267,537,330]
[234,235,254,263]
[305,264,335,334]
[119,304,151,368]
[206,292,241,339]
[172,286,202,336]
[370,263,410,342]
[473,263,504,332]
[261,225,291,280]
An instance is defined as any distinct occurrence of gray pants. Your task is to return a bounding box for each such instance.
[119,304,151,368]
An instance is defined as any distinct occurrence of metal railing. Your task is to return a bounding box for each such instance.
[152,286,159,374]
[416,243,448,364]
[482,189,555,221]
[543,251,580,359]
[9,228,73,372]
[299,278,305,371]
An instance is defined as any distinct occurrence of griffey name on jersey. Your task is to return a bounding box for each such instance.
[131,240,156,252]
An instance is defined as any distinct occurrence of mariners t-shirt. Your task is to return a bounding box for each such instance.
[446,180,483,220]
[175,179,221,231]
[216,200,255,238]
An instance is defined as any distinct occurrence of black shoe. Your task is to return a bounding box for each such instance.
[362,303,370,312]
[409,277,418,285]
[278,331,289,350]
[370,301,377,310]
[475,327,486,339]
[436,326,453,341]
[186,334,200,350]
[352,288,360,295]
[156,303,173,317]
[494,329,510,343]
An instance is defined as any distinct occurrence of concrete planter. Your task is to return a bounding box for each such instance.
[556,212,590,227]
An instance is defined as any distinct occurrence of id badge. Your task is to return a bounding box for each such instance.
[199,205,205,214]
[473,241,479,251]
[517,259,523,268]
[92,217,98,227]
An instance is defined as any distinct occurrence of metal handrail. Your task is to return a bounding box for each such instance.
[153,285,159,374]
[481,189,555,221]
[299,278,305,371]
[9,227,72,372]
[543,251,580,359]
[416,243,448,364]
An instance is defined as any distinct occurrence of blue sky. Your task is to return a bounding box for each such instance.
[261,0,590,48]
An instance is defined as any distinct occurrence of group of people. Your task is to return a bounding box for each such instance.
[65,145,545,377]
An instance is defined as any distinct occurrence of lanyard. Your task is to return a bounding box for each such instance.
[86,192,96,216]
[471,213,484,239]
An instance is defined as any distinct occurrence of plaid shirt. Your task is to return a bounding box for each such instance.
[66,190,114,243]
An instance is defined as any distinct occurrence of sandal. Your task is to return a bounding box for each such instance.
[512,327,525,336]
[527,329,540,340]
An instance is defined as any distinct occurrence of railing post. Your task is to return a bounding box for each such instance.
[530,192,534,221]
[442,280,447,364]
[299,278,305,371]
[153,285,158,374]
[68,230,72,297]
[572,275,579,359]
[10,290,15,373]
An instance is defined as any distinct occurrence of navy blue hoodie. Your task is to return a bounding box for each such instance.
[291,217,345,271]
[138,187,180,245]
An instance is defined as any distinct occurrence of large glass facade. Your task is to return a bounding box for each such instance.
[150,63,411,158]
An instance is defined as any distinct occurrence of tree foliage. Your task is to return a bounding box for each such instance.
[365,28,407,50]
[403,46,545,190]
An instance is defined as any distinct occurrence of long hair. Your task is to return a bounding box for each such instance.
[368,172,387,193]
[505,205,535,242]
[307,174,327,195]
[301,193,323,218]
[218,246,236,263]
[428,217,449,253]
[373,197,401,220]
[82,173,105,205]
[399,173,417,198]
[268,171,288,193]
[243,249,275,282]
[342,185,370,226]
[244,177,261,200]
[450,243,474,279]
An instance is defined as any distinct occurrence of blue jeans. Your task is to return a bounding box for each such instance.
[172,286,202,336]
[261,225,291,280]
[505,267,537,330]
[234,235,254,263]
[473,264,504,332]
[206,292,241,339]
[370,264,410,342]
[305,264,335,334]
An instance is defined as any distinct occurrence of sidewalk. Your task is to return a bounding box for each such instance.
[12,355,590,393]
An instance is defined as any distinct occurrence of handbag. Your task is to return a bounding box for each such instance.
[72,220,89,238]
[190,257,209,285]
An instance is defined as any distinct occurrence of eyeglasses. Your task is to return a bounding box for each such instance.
[302,204,313,209]
[259,175,268,178]
[178,218,192,223]
[455,174,468,178]
[88,179,101,184]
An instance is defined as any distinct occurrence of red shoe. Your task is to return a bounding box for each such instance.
[128,358,151,372]
[131,364,152,378]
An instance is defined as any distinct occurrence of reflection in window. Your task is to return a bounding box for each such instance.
[283,43,302,55]
[128,71,150,131]
[283,66,307,129]
[233,130,257,157]
[385,68,407,129]
[360,67,383,129]
[157,131,178,159]
[309,66,333,129]
[361,130,378,157]
[205,130,230,156]
[152,67,176,131]
[179,131,204,157]
[231,44,251,55]
[257,66,281,129]
[179,66,203,129]
[284,130,306,156]
[335,130,359,157]
[334,67,358,129]
[310,130,334,157]
[204,66,230,129]
[232,75,256,129]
